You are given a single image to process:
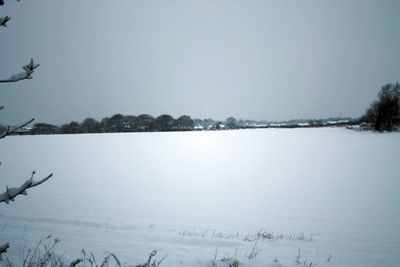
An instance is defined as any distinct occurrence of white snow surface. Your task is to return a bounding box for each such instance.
[0,128,399,266]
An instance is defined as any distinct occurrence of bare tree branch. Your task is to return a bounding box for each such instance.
[1,1,48,260]
[0,118,34,139]
[0,242,9,259]
[0,0,20,6]
[0,59,40,83]
[0,171,53,204]
[0,16,10,27]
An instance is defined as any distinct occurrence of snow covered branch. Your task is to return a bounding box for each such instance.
[0,171,53,204]
[0,16,10,27]
[0,1,51,261]
[0,59,40,83]
[0,117,34,139]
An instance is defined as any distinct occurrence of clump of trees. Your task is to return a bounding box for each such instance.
[225,117,239,129]
[361,83,400,132]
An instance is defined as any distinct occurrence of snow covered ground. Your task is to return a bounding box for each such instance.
[0,128,399,266]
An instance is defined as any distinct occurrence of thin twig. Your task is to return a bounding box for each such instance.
[0,16,10,28]
[0,242,9,259]
[156,254,168,266]
[0,118,34,139]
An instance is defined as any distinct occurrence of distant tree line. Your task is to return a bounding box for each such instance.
[27,115,247,135]
[361,82,400,132]
[1,113,361,136]
[28,114,195,135]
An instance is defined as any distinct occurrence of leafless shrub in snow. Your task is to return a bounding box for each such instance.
[179,227,313,244]
[208,248,240,267]
[247,242,261,260]
[134,250,167,267]
[22,235,62,267]
[68,249,123,267]
[293,249,319,267]
[2,237,166,267]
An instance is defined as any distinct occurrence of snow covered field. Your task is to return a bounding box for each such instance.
[0,128,399,266]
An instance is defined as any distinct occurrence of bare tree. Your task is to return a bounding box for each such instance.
[1,1,52,259]
[362,83,400,132]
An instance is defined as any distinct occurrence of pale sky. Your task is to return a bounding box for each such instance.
[0,0,399,124]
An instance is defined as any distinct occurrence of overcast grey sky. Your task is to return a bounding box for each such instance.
[0,0,399,124]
